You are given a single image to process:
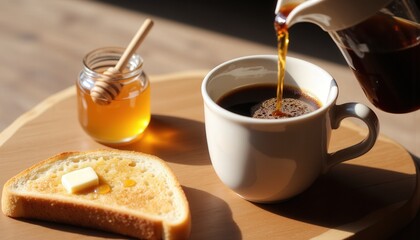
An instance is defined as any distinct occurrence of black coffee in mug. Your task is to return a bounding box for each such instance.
[217,84,321,119]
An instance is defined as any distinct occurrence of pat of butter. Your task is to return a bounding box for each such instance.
[61,167,99,193]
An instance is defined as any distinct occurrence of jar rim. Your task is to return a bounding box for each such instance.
[82,47,144,80]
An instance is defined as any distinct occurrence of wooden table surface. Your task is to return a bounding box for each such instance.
[1,0,419,238]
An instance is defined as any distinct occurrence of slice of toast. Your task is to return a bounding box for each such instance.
[1,150,191,240]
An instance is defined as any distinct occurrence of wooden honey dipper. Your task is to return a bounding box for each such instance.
[91,18,154,105]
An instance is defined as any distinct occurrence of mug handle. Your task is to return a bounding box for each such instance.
[325,103,379,172]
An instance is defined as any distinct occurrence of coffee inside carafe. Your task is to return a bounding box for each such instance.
[275,0,420,114]
[331,11,420,113]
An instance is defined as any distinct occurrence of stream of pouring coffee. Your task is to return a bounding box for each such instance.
[273,5,294,116]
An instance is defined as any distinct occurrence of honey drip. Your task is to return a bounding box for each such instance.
[123,179,137,187]
[89,178,137,196]
[95,183,111,194]
[273,4,295,117]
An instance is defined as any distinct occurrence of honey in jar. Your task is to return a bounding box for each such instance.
[77,47,151,145]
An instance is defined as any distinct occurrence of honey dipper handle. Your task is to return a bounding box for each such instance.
[115,18,154,72]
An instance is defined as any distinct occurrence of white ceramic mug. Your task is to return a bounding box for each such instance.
[201,55,379,203]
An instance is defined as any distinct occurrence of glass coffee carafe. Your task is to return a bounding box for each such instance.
[276,0,420,113]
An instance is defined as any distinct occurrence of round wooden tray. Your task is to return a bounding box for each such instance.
[0,71,419,239]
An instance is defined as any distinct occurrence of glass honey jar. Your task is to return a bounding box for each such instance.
[77,47,151,145]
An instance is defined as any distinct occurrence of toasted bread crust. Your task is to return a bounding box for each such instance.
[1,150,191,239]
